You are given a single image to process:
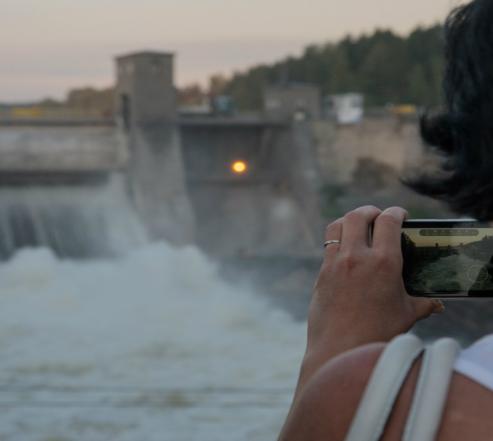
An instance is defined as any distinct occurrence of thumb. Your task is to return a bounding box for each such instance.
[412,297,445,322]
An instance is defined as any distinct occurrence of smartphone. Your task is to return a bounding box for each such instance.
[402,220,493,298]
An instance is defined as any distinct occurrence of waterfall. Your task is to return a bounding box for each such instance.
[0,174,148,259]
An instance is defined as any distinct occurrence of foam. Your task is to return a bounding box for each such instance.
[0,242,305,440]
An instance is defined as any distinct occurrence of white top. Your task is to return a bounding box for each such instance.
[454,334,493,391]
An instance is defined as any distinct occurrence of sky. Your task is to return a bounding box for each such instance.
[0,0,465,102]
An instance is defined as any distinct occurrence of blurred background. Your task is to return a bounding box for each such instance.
[2,0,491,440]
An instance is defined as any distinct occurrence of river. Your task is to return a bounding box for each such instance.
[0,243,305,440]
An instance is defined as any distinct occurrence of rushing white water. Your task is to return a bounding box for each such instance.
[0,242,305,441]
[0,176,147,259]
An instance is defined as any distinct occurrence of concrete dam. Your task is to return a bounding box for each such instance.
[0,120,325,259]
[0,51,425,262]
[3,51,492,345]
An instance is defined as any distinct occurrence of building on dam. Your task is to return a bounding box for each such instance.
[0,50,426,260]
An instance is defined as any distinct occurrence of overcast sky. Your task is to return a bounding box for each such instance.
[1,0,465,102]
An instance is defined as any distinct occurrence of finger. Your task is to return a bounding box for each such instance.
[412,297,445,322]
[341,206,382,252]
[372,207,408,253]
[324,218,343,263]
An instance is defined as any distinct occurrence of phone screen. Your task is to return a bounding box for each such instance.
[402,221,493,297]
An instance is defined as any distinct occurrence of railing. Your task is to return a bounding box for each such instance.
[0,108,113,126]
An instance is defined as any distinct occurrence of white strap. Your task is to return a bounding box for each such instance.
[344,334,424,441]
[403,338,460,441]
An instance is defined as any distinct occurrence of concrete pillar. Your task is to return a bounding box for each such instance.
[115,51,195,245]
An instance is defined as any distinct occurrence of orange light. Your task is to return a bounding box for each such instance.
[231,160,248,175]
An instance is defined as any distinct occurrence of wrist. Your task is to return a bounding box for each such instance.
[296,331,389,397]
[308,311,409,352]
[296,338,352,393]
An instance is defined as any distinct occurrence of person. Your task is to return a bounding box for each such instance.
[278,1,493,439]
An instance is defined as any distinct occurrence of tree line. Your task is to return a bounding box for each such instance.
[208,25,445,111]
[16,24,445,114]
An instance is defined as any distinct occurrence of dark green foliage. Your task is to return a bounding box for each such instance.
[222,25,444,110]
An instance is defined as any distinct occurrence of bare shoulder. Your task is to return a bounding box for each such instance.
[437,372,493,440]
[281,343,387,441]
[283,342,493,441]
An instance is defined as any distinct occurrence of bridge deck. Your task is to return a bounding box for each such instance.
[0,116,288,175]
[0,115,289,128]
[0,126,127,173]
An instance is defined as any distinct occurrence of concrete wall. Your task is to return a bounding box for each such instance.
[313,117,424,184]
[0,116,422,180]
[0,123,195,247]
[181,125,269,180]
[0,115,427,256]
[181,123,324,257]
[115,52,176,126]
[126,125,195,245]
[113,52,196,246]
[0,126,127,172]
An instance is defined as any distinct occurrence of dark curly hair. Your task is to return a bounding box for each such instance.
[407,0,493,220]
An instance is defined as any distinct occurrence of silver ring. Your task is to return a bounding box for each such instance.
[324,240,341,248]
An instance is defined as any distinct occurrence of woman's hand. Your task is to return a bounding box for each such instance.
[299,206,444,390]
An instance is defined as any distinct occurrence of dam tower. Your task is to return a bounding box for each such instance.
[115,52,176,127]
[115,51,195,244]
